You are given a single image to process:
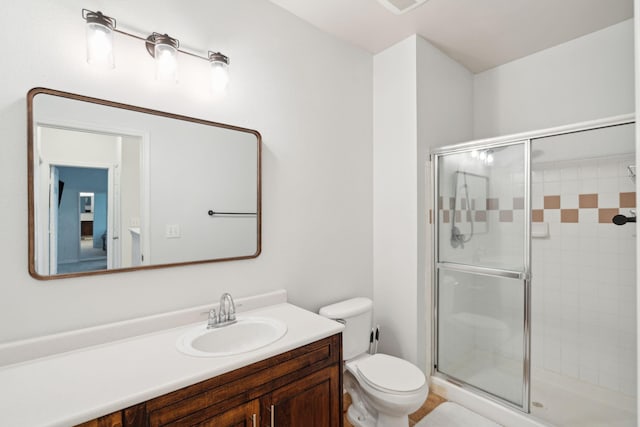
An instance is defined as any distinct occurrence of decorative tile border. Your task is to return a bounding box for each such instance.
[579,194,597,208]
[534,192,635,224]
[597,208,620,224]
[560,209,578,223]
[543,195,560,209]
[432,192,636,224]
[620,192,636,208]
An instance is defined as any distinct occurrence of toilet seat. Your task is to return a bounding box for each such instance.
[355,353,426,394]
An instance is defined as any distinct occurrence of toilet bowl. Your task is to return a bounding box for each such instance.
[319,298,428,427]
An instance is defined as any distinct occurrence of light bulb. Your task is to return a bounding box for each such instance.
[486,153,494,165]
[85,13,114,68]
[470,150,478,159]
[479,151,487,161]
[209,52,230,93]
[211,61,229,92]
[155,42,177,82]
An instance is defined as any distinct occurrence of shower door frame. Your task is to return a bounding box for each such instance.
[432,138,532,412]
[430,113,636,414]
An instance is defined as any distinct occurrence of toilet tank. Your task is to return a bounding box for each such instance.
[319,297,372,360]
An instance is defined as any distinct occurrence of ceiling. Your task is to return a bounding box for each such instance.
[268,0,633,73]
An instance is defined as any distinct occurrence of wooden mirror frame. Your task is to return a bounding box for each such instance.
[28,87,261,280]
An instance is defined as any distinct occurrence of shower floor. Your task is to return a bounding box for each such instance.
[441,351,636,426]
[530,368,636,427]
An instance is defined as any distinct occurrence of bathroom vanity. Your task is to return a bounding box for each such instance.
[0,293,344,427]
[78,334,341,427]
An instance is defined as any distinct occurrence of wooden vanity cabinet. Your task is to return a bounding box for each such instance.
[77,334,342,427]
[76,412,122,427]
[262,366,340,427]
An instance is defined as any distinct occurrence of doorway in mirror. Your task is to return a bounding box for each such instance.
[34,125,145,275]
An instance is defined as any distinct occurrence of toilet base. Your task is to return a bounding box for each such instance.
[347,404,411,427]
[347,404,375,427]
[344,360,423,427]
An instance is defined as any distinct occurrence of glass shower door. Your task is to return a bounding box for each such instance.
[434,141,530,409]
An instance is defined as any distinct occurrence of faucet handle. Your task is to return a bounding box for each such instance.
[207,308,218,329]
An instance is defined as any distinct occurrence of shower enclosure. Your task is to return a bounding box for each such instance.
[431,116,637,426]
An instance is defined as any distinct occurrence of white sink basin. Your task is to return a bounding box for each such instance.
[176,316,288,357]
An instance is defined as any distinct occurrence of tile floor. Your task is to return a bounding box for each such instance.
[343,392,447,427]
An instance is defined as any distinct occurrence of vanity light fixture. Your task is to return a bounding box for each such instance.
[146,33,179,82]
[82,9,231,90]
[209,52,230,92]
[84,10,115,68]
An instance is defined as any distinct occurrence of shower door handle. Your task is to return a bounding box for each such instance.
[437,262,527,280]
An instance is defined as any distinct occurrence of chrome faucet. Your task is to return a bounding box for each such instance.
[207,292,237,329]
[219,292,236,324]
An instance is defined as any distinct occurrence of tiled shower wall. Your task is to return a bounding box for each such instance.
[531,154,637,396]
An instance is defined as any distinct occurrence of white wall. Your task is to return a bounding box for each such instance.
[0,0,372,343]
[373,35,473,369]
[416,36,474,372]
[474,19,635,139]
[373,36,419,365]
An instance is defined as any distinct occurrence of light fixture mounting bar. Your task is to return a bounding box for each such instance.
[82,9,116,28]
[82,9,223,63]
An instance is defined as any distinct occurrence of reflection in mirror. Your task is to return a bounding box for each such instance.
[28,88,261,279]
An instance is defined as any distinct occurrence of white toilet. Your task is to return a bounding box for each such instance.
[319,297,429,427]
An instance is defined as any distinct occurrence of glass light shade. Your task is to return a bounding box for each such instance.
[210,60,229,92]
[154,43,178,82]
[486,153,494,164]
[86,22,114,68]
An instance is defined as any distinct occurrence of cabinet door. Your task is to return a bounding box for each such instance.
[263,366,340,427]
[193,399,259,427]
[76,412,123,427]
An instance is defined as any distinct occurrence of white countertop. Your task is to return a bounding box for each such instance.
[0,303,343,427]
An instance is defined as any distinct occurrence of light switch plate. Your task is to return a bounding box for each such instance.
[165,224,181,238]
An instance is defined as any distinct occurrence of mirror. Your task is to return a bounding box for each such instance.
[28,88,261,280]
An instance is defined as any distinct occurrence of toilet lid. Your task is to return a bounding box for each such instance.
[356,354,425,393]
